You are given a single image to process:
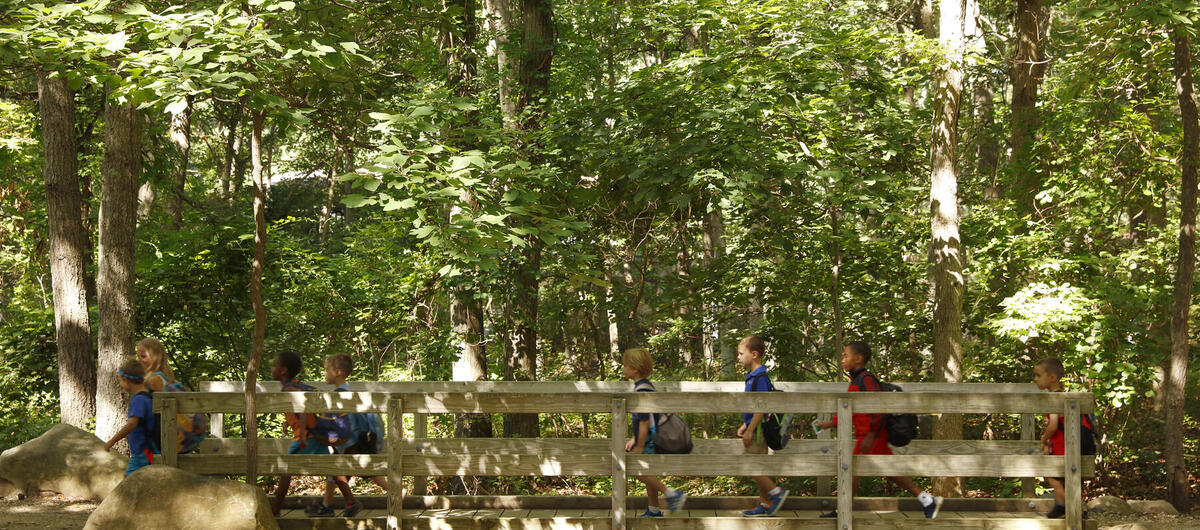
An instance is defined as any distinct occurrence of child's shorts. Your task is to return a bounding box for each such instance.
[742,425,769,454]
[125,448,158,476]
[289,437,329,455]
[854,435,892,455]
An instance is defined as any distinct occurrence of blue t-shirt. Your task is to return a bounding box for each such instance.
[631,379,655,451]
[127,392,156,455]
[743,366,772,425]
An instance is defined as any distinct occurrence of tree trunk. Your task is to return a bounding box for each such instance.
[975,82,1000,199]
[39,72,96,428]
[703,204,736,377]
[319,149,339,244]
[246,109,268,485]
[220,104,241,201]
[1009,0,1046,216]
[517,0,553,130]
[503,242,541,438]
[484,0,517,128]
[828,200,844,364]
[95,100,142,445]
[929,0,966,498]
[1165,25,1197,514]
[165,97,191,227]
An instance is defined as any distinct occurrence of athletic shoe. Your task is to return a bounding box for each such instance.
[665,490,688,513]
[819,510,837,518]
[923,495,944,519]
[1046,504,1066,519]
[742,504,772,517]
[310,503,335,517]
[765,488,789,516]
[639,508,663,518]
[342,502,362,518]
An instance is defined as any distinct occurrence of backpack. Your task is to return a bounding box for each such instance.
[285,381,353,444]
[751,372,793,451]
[1057,413,1098,455]
[134,391,162,453]
[151,372,208,454]
[878,381,918,447]
[634,380,693,454]
[281,380,319,434]
[341,411,385,454]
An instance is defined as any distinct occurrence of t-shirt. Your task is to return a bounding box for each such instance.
[282,380,315,442]
[743,366,772,425]
[127,392,156,455]
[631,379,655,450]
[830,368,885,439]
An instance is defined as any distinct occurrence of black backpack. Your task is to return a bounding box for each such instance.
[878,382,918,447]
[1057,413,1098,455]
[751,373,792,451]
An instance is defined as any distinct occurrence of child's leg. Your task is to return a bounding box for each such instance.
[333,475,357,505]
[637,476,667,508]
[752,476,776,504]
[323,480,336,507]
[271,475,293,515]
[370,475,388,490]
[1047,477,1065,504]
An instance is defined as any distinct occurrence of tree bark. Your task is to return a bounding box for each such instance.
[165,97,191,227]
[702,204,736,377]
[517,0,553,130]
[246,109,268,485]
[503,241,541,438]
[220,103,241,201]
[319,148,339,244]
[95,100,142,445]
[929,0,966,498]
[484,0,517,128]
[1009,0,1046,216]
[39,72,96,428]
[1165,25,1197,514]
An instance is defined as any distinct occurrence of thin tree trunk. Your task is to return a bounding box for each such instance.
[319,148,339,244]
[484,0,517,128]
[246,109,268,485]
[1009,0,1046,216]
[828,201,844,362]
[1165,25,1197,514]
[929,0,966,498]
[220,103,241,201]
[165,97,192,227]
[95,100,142,445]
[503,241,541,438]
[39,72,96,428]
[975,82,1000,199]
[703,204,736,377]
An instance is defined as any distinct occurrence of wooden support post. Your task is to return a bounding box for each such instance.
[210,413,225,438]
[1064,399,1082,530]
[1021,413,1035,497]
[837,398,853,530]
[816,412,833,497]
[611,398,627,530]
[387,398,404,530]
[412,412,427,495]
[160,397,179,467]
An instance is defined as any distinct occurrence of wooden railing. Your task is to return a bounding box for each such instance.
[154,381,1095,530]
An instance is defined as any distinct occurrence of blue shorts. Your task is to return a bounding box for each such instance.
[289,437,329,455]
[125,449,158,476]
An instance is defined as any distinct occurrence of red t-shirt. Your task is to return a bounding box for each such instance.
[830,368,887,440]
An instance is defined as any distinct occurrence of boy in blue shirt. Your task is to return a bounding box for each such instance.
[104,359,159,476]
[736,335,789,517]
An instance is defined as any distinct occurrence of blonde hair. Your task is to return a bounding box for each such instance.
[325,354,353,376]
[136,337,176,384]
[622,348,652,378]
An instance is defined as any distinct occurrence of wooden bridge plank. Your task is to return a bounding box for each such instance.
[202,381,1042,393]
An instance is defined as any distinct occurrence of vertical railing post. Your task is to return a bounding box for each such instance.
[412,412,427,496]
[160,396,179,467]
[836,398,854,530]
[387,397,404,530]
[611,397,627,530]
[1021,413,1035,497]
[1064,399,1082,530]
[816,412,833,497]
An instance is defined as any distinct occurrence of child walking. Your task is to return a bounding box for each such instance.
[621,348,687,517]
[137,337,207,453]
[1034,357,1095,519]
[736,335,789,517]
[816,341,942,519]
[310,354,363,517]
[104,359,159,476]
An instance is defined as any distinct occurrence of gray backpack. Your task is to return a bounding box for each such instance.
[634,381,693,454]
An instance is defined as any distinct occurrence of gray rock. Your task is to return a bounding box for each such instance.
[0,477,16,499]
[84,465,278,530]
[1087,495,1132,514]
[0,424,126,500]
[1125,499,1180,515]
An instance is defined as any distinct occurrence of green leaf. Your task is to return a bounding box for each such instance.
[342,194,372,208]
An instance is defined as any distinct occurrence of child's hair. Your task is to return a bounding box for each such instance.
[1036,357,1065,379]
[136,337,176,381]
[622,348,652,377]
[739,335,766,357]
[119,359,146,383]
[846,340,872,364]
[325,354,353,375]
[276,351,303,380]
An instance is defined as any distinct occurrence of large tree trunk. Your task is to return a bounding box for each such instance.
[246,109,268,485]
[1009,0,1046,216]
[929,0,966,498]
[39,72,96,428]
[503,242,541,438]
[165,97,192,227]
[95,100,142,445]
[1165,25,1197,514]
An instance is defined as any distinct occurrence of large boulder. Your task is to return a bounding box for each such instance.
[1125,499,1180,515]
[0,424,126,500]
[84,465,278,530]
[1087,495,1132,514]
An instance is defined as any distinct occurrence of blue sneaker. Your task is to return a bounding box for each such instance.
[766,488,789,515]
[665,490,688,513]
[639,507,664,518]
[742,504,771,517]
[923,495,944,519]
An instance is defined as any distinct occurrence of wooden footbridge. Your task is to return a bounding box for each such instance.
[153,381,1098,529]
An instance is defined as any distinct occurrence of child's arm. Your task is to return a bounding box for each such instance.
[627,419,651,454]
[1041,413,1060,452]
[742,413,764,447]
[145,373,166,392]
[104,417,140,451]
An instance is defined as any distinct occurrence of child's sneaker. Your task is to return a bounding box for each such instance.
[818,510,837,518]
[665,490,688,513]
[639,507,663,518]
[308,502,335,517]
[1046,504,1066,519]
[765,488,789,516]
[741,504,772,517]
[342,502,362,518]
[923,495,944,519]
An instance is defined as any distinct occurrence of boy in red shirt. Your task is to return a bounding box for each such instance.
[1034,357,1095,519]
[816,341,942,519]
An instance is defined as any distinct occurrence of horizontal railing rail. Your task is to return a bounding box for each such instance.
[155,383,1092,530]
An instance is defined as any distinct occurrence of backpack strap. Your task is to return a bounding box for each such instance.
[751,371,774,392]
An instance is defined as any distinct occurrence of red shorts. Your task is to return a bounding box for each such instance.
[854,435,892,455]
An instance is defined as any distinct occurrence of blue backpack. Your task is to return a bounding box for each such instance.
[329,383,384,453]
[284,381,352,445]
